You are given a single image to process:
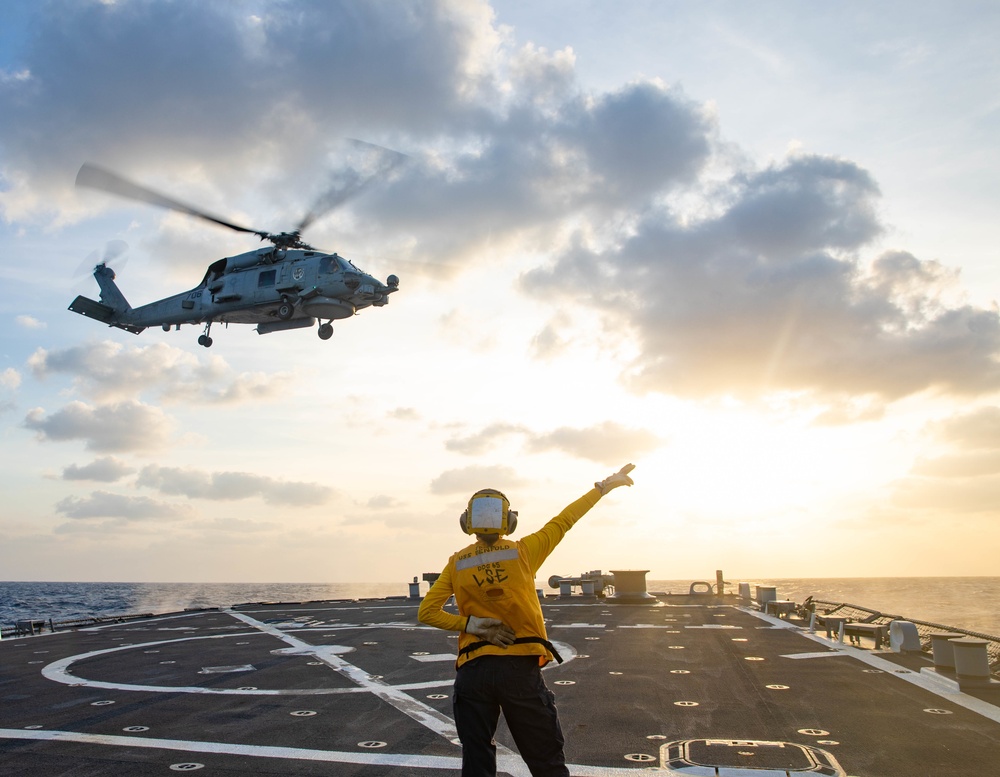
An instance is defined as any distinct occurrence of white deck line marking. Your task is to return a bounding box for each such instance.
[224,608,472,749]
[40,634,381,695]
[741,606,1000,725]
[780,651,852,660]
[0,728,460,770]
[0,729,651,777]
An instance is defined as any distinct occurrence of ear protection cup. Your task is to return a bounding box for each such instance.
[507,510,518,535]
[459,510,471,534]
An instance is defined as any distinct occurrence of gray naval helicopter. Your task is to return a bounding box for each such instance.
[69,163,399,347]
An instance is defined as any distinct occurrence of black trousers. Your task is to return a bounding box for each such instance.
[453,655,569,777]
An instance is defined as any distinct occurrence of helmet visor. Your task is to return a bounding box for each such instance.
[469,494,505,533]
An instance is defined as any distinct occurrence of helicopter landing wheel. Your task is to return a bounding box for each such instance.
[198,334,213,348]
[277,301,294,320]
[318,323,333,340]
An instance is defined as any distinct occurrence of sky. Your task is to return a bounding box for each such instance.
[1,0,999,585]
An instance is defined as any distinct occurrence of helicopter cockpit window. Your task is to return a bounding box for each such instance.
[320,256,338,274]
[258,269,276,288]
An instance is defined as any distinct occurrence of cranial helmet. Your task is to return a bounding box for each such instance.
[459,488,518,536]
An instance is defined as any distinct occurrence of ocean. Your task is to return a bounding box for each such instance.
[1,577,998,638]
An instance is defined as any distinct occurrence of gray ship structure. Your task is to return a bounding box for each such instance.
[2,570,999,776]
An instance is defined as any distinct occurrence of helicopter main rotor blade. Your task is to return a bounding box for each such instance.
[76,163,263,238]
[296,140,409,234]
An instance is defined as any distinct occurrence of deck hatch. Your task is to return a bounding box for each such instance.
[661,739,844,776]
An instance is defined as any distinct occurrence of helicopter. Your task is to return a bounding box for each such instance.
[69,163,399,347]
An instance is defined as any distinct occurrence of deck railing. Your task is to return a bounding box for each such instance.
[812,599,1000,677]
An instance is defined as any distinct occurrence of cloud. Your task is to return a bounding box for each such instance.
[28,342,291,404]
[1,368,21,389]
[367,494,403,510]
[444,420,662,464]
[522,155,1000,402]
[63,456,135,482]
[136,465,334,507]
[930,406,1000,450]
[55,490,190,520]
[891,406,1000,513]
[525,422,662,465]
[24,400,174,452]
[430,465,525,495]
[446,423,530,455]
[15,315,45,329]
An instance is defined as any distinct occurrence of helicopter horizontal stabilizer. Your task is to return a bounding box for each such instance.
[68,295,145,335]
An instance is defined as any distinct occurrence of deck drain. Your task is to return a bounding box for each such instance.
[674,701,699,707]
[160,661,176,665]
[646,735,667,740]
[363,641,379,645]
[667,645,685,650]
[237,686,257,691]
[670,670,690,674]
[817,740,839,745]
[412,651,430,656]
[797,729,829,736]
[862,669,884,673]
[766,684,789,690]
[143,650,160,654]
[358,741,387,748]
[169,765,204,772]
[924,708,953,715]
[554,680,576,685]
[609,671,623,675]
[290,710,317,717]
[577,654,589,659]
[123,726,149,732]
[307,662,324,665]
[427,694,448,699]
[624,753,655,762]
[91,701,115,706]
[23,725,43,730]
[585,637,600,640]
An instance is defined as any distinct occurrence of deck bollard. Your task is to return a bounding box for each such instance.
[951,638,994,689]
[608,569,656,603]
[929,632,963,670]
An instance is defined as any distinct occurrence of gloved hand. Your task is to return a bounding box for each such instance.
[595,463,636,496]
[465,615,516,647]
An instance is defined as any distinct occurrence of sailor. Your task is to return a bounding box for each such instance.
[418,464,636,777]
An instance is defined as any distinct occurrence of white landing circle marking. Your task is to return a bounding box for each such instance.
[674,701,699,707]
[426,694,448,700]
[624,753,655,762]
[169,765,205,771]
[670,670,690,675]
[290,710,317,717]
[817,740,839,745]
[766,684,790,690]
[358,741,387,748]
[553,680,575,685]
[744,656,765,661]
[646,735,667,740]
[91,701,115,706]
[123,726,149,732]
[924,708,953,715]
[797,729,830,736]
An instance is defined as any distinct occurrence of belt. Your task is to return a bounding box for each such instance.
[458,636,564,664]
